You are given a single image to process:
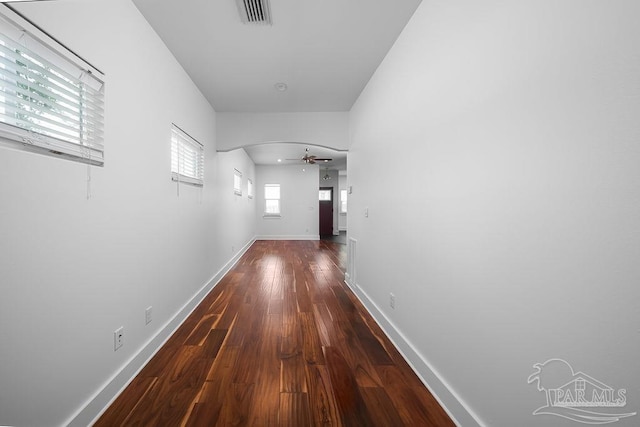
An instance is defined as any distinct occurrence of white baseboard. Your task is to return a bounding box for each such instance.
[255,235,320,241]
[344,272,354,291]
[346,278,484,427]
[65,237,256,427]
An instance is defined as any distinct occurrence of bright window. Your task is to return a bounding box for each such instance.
[247,178,253,199]
[171,124,204,186]
[340,189,347,213]
[319,189,332,201]
[0,11,104,165]
[264,184,280,216]
[234,169,242,195]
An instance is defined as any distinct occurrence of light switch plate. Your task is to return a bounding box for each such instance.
[114,327,124,351]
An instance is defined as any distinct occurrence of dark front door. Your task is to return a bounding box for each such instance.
[319,187,333,236]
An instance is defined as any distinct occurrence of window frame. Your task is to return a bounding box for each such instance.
[0,8,105,165]
[171,123,204,186]
[319,189,332,201]
[247,178,253,199]
[264,183,281,217]
[233,169,242,195]
[340,189,348,213]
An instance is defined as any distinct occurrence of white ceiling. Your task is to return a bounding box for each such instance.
[243,143,347,169]
[132,0,422,113]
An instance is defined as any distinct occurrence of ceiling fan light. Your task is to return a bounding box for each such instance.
[274,82,288,92]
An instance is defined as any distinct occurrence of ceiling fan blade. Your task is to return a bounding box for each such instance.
[284,150,333,164]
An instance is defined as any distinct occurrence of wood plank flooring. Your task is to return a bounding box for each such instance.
[95,240,455,426]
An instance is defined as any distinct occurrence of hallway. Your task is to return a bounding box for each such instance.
[95,240,454,426]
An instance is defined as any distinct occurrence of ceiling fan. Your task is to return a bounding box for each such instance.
[286,148,333,165]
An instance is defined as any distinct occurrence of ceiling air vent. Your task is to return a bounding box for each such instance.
[236,0,272,25]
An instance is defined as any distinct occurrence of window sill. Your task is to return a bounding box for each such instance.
[263,214,281,219]
[172,173,203,187]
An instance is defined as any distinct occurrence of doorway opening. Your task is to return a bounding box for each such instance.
[319,187,333,237]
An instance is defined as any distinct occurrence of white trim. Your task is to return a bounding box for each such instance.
[256,235,319,241]
[65,237,256,427]
[347,281,486,427]
[171,173,203,187]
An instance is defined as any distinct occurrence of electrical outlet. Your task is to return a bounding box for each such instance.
[389,293,396,309]
[114,327,124,351]
[145,306,153,325]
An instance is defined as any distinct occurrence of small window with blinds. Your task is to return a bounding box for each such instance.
[340,189,347,213]
[233,169,242,195]
[171,124,204,186]
[264,183,280,216]
[0,10,105,165]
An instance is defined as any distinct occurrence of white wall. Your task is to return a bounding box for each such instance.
[348,1,640,426]
[0,1,254,426]
[215,149,257,258]
[256,164,319,240]
[217,112,350,151]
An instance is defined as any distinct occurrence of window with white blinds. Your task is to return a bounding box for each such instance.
[264,183,280,216]
[340,189,348,213]
[0,10,105,165]
[233,169,242,195]
[171,124,204,186]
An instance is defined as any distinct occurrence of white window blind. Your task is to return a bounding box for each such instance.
[340,189,347,213]
[264,183,280,216]
[171,124,204,186]
[0,11,105,165]
[233,169,242,195]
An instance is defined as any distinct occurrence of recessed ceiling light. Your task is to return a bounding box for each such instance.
[277,158,282,162]
[274,82,288,92]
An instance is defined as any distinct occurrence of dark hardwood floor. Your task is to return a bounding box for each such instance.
[320,231,347,245]
[95,240,455,426]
